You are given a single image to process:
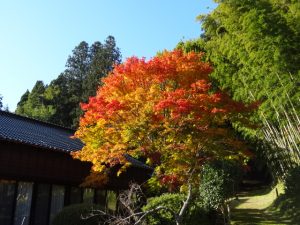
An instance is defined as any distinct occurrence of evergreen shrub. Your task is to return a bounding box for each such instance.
[51,203,106,225]
[143,193,212,225]
[199,160,242,210]
[284,166,300,196]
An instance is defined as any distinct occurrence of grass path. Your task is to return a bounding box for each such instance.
[229,183,292,225]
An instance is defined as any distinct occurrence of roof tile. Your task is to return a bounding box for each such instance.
[0,111,83,152]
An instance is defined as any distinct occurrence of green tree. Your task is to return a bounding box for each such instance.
[65,41,90,100]
[43,75,71,126]
[82,36,121,101]
[16,90,30,114]
[176,0,300,180]
[16,36,121,128]
[0,95,3,110]
[58,36,121,128]
[16,81,55,121]
[179,0,300,127]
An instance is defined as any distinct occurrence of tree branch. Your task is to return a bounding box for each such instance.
[134,206,177,225]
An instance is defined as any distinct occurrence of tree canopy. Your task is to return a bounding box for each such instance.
[0,95,3,110]
[15,81,55,121]
[176,0,300,181]
[179,0,300,127]
[16,36,121,128]
[73,50,255,188]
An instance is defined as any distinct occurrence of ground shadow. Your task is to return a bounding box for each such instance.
[231,207,292,225]
[230,182,292,225]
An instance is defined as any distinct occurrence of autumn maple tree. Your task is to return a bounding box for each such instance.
[73,50,255,188]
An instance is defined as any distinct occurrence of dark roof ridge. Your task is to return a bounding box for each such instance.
[124,154,153,171]
[0,110,76,132]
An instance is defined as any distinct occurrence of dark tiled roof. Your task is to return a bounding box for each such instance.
[0,110,83,152]
[0,111,153,170]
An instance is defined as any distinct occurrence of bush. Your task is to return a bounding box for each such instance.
[199,160,242,210]
[267,166,300,223]
[184,201,214,225]
[284,166,300,196]
[143,193,184,225]
[269,191,300,223]
[142,193,212,225]
[51,203,106,225]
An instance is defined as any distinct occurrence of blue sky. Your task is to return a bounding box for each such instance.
[0,0,216,111]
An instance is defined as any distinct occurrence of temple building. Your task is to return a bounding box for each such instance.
[0,111,152,225]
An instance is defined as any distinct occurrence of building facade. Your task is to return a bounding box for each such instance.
[0,111,152,225]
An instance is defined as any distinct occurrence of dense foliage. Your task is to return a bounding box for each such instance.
[16,36,121,128]
[51,204,106,225]
[284,166,300,196]
[199,160,242,210]
[74,50,255,188]
[268,166,300,223]
[179,0,300,127]
[0,95,3,110]
[143,193,185,225]
[173,1,300,222]
[177,0,300,182]
[143,193,212,225]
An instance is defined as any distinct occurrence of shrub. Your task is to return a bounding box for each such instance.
[184,201,214,225]
[199,160,242,210]
[51,203,106,225]
[284,166,300,196]
[265,168,300,224]
[142,193,212,225]
[269,188,300,223]
[143,193,184,225]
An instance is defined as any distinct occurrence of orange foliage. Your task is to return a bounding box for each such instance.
[73,50,256,188]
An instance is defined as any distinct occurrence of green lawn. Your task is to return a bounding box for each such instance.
[230,183,293,225]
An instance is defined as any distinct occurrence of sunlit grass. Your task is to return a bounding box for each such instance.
[230,183,292,225]
[233,183,284,210]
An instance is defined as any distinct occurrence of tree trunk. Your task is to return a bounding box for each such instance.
[176,183,193,225]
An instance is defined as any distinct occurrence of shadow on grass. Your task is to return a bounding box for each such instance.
[238,186,272,197]
[267,195,300,225]
[230,184,293,225]
[231,208,292,225]
[228,198,248,209]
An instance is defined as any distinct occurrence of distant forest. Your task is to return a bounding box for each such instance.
[15,36,121,128]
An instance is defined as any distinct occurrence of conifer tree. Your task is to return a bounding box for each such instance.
[16,36,121,128]
[0,95,3,110]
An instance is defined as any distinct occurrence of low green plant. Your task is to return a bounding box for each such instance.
[51,203,106,225]
[199,160,242,210]
[268,192,300,224]
[143,193,184,225]
[143,193,212,225]
[265,166,300,224]
[284,166,300,196]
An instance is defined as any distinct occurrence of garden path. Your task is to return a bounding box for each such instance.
[229,182,291,225]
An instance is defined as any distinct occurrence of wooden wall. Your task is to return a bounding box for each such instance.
[0,140,152,189]
[0,140,91,186]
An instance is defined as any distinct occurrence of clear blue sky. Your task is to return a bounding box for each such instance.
[0,0,216,111]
